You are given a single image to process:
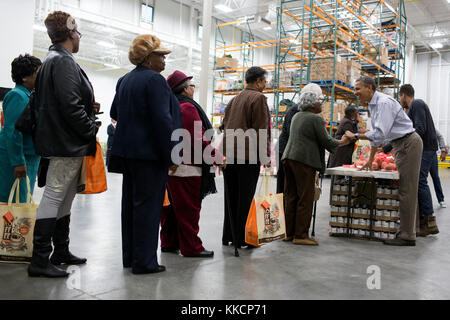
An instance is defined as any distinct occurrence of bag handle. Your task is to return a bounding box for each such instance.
[8,176,34,206]
[256,170,271,197]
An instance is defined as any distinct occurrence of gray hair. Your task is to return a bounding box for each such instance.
[172,79,190,95]
[298,83,322,111]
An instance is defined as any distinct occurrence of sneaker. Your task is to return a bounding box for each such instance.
[439,202,447,208]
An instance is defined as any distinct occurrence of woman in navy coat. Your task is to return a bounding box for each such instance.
[110,34,182,274]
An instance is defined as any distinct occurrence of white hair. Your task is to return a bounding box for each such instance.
[298,83,322,111]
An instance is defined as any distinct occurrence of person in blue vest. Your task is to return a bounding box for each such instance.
[0,54,42,203]
[110,34,182,275]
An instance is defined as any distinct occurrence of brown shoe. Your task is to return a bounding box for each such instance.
[293,238,319,245]
[427,216,439,235]
[383,237,415,246]
[283,236,294,242]
[417,216,430,237]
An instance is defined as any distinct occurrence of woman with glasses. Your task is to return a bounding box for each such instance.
[28,11,100,278]
[160,70,224,258]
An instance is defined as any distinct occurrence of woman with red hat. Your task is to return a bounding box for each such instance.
[161,70,225,258]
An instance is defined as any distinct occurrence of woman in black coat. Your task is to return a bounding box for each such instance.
[328,105,359,168]
[28,11,99,278]
[110,34,182,275]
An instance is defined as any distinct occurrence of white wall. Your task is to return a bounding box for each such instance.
[0,0,36,88]
[411,51,450,145]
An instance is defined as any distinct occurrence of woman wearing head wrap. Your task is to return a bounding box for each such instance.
[110,34,182,274]
[282,84,351,245]
[28,11,99,278]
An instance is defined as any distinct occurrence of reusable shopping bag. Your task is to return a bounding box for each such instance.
[245,174,286,247]
[163,190,170,207]
[78,141,108,194]
[0,177,38,263]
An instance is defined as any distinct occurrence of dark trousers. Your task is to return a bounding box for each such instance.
[121,159,168,272]
[430,155,445,203]
[276,153,285,194]
[160,176,205,256]
[222,163,260,247]
[283,159,316,239]
[418,150,436,216]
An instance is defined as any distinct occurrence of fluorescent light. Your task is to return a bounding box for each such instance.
[104,63,119,69]
[33,24,47,32]
[215,4,232,13]
[97,41,116,48]
[263,26,272,31]
[431,43,443,49]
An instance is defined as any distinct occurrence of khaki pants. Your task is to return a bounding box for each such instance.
[391,132,423,241]
[283,159,316,239]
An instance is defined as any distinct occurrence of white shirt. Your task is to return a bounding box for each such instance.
[365,91,415,147]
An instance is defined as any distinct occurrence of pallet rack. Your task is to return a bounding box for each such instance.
[274,0,407,132]
[212,18,299,130]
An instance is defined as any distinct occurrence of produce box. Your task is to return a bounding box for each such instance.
[216,56,239,69]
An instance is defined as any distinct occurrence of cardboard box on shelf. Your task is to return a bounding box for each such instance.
[320,101,347,122]
[310,57,347,83]
[216,56,239,69]
[361,46,389,66]
[346,59,362,86]
[312,30,351,46]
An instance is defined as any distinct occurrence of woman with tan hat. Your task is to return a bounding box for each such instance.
[110,35,182,274]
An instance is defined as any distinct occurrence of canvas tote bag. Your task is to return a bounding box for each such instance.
[245,174,286,247]
[0,177,38,263]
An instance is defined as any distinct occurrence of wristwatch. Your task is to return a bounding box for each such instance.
[354,133,360,140]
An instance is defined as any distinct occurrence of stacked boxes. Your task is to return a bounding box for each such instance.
[312,30,351,46]
[329,178,400,241]
[216,56,239,69]
[310,57,347,83]
[320,101,347,122]
[362,46,389,66]
[346,59,362,87]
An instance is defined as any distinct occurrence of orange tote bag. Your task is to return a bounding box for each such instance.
[78,141,108,194]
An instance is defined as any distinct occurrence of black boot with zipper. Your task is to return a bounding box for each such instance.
[28,218,69,278]
[50,215,87,266]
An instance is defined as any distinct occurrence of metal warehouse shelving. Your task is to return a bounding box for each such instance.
[274,0,407,132]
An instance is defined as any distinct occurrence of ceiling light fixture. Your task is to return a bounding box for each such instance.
[263,26,272,31]
[431,43,443,49]
[97,41,116,49]
[215,4,232,13]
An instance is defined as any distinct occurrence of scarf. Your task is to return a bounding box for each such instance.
[176,94,217,200]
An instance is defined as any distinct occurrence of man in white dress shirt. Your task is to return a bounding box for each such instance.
[345,77,423,246]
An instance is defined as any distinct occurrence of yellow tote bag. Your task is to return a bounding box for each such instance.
[0,177,39,264]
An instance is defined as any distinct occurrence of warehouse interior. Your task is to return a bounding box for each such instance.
[1,0,450,300]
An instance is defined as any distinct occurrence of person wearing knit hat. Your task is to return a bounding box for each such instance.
[160,70,225,258]
[282,83,351,245]
[110,34,182,274]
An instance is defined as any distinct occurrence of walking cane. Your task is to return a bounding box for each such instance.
[223,170,240,257]
[311,173,323,237]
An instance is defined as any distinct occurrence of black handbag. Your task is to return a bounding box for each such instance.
[15,91,37,135]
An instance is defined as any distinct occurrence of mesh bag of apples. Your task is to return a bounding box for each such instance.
[353,148,397,171]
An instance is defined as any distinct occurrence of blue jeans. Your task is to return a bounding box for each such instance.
[430,155,445,203]
[418,150,436,216]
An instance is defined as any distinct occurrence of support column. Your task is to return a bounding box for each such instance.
[0,0,36,88]
[405,43,416,84]
[199,0,213,111]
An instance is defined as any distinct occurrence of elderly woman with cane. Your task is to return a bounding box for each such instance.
[282,83,351,245]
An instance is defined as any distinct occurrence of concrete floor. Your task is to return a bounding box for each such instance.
[1,169,450,300]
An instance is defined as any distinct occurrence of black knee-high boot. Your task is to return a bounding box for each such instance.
[50,215,87,265]
[28,218,69,278]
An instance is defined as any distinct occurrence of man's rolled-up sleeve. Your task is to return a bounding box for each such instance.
[365,102,394,147]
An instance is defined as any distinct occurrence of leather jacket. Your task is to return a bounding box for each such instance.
[34,44,96,157]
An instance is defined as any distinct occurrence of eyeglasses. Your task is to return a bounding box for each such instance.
[189,84,196,88]
[74,30,82,38]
